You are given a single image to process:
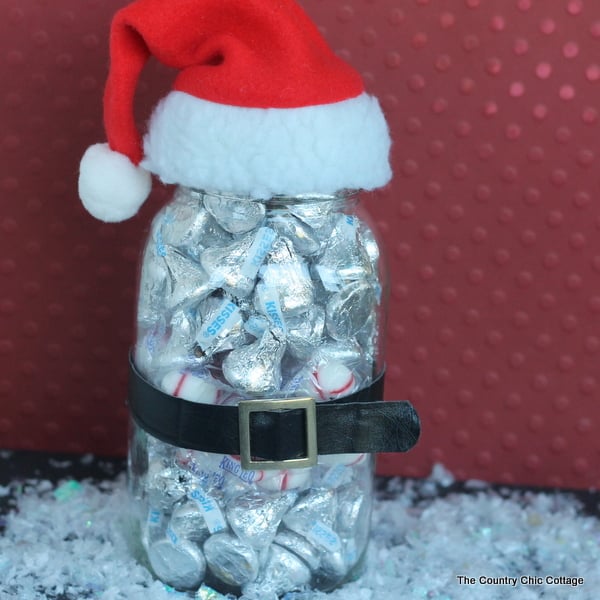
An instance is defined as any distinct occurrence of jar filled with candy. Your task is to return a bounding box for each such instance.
[127,187,418,597]
[78,0,421,593]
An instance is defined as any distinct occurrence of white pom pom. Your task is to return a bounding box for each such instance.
[78,143,152,222]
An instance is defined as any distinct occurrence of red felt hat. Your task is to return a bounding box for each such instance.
[78,0,392,222]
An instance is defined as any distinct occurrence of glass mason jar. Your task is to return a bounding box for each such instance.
[128,187,389,597]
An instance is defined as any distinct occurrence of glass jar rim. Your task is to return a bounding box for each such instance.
[187,188,361,204]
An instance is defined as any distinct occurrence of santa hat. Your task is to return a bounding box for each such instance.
[78,0,392,222]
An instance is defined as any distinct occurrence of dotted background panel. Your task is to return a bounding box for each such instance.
[1,0,599,489]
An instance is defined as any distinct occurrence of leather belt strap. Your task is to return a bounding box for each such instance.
[128,355,420,467]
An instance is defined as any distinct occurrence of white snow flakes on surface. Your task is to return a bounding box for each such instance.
[0,464,598,600]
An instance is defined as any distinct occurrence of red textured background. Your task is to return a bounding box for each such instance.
[1,0,599,490]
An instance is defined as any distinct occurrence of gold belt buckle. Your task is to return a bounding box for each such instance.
[238,397,317,471]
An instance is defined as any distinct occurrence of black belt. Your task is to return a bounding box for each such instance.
[128,355,420,470]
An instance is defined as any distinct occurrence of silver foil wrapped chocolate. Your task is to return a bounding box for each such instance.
[169,499,212,544]
[259,237,314,315]
[254,283,286,335]
[336,484,371,539]
[140,309,198,376]
[158,189,231,258]
[200,227,276,297]
[325,281,377,341]
[131,189,389,596]
[226,491,295,550]
[203,533,259,586]
[243,543,312,597]
[147,535,206,590]
[288,197,338,240]
[285,306,325,361]
[163,245,214,311]
[222,330,285,393]
[283,488,338,534]
[269,213,321,256]
[146,459,192,510]
[195,295,247,358]
[204,194,266,234]
[315,214,373,292]
[142,506,167,549]
[273,529,321,571]
[137,246,170,326]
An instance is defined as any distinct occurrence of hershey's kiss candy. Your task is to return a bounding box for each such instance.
[147,536,206,590]
[157,189,231,258]
[142,506,167,550]
[138,309,199,379]
[260,237,314,315]
[243,544,312,597]
[136,309,198,378]
[315,214,373,292]
[222,330,285,393]
[357,219,380,274]
[274,529,321,571]
[254,283,286,335]
[200,227,276,297]
[146,459,192,510]
[313,547,348,589]
[244,313,270,338]
[195,296,246,358]
[285,306,325,361]
[169,499,212,544]
[288,197,338,239]
[204,194,266,234]
[269,213,321,256]
[226,491,295,550]
[336,483,372,539]
[325,281,377,341]
[137,245,170,325]
[163,245,214,311]
[203,533,259,586]
[134,319,167,377]
[318,462,354,490]
[188,488,228,535]
[283,488,338,533]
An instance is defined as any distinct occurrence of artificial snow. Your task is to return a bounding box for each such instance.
[0,465,598,600]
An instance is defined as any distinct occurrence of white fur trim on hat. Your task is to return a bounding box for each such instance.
[79,143,153,222]
[141,91,392,198]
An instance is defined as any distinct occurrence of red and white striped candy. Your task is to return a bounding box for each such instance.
[311,360,356,400]
[318,453,367,467]
[160,370,220,404]
[254,467,312,492]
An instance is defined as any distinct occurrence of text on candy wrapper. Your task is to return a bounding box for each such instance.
[190,488,227,533]
[308,520,342,552]
[147,508,162,526]
[264,300,285,331]
[241,227,277,277]
[219,455,257,484]
[199,301,240,341]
